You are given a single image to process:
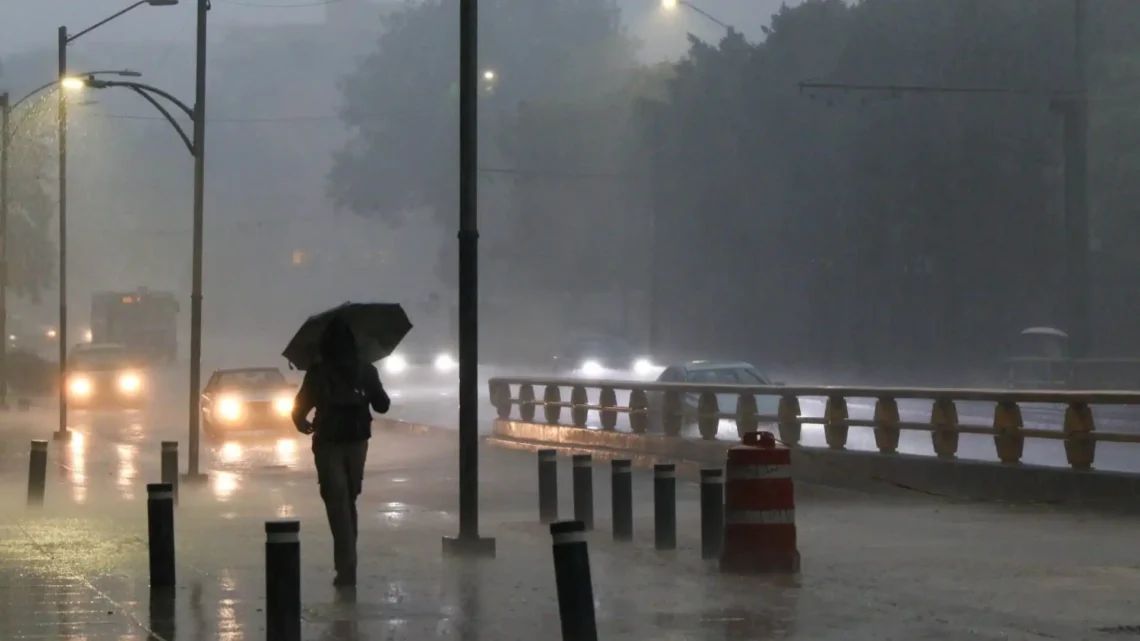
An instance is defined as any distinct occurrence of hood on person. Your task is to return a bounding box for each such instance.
[319,317,359,370]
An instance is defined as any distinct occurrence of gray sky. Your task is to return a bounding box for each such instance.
[1,0,793,59]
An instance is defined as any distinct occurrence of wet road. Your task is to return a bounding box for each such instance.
[2,402,1140,639]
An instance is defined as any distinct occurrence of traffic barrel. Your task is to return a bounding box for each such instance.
[720,431,800,574]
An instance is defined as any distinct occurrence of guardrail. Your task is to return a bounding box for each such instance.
[487,377,1140,471]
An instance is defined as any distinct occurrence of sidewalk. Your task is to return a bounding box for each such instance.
[1,427,1140,639]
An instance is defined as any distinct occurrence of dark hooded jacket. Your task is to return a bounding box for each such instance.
[292,317,390,443]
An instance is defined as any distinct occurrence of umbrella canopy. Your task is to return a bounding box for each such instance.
[283,302,413,370]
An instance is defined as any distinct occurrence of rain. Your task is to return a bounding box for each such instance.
[3,0,1140,639]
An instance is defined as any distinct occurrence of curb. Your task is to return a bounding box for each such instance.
[373,417,453,438]
[489,420,1140,511]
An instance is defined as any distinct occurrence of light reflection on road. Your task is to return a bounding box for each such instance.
[212,471,239,502]
[116,443,137,500]
[67,431,87,504]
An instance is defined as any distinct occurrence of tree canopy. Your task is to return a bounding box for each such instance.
[330,0,637,285]
[333,0,1140,375]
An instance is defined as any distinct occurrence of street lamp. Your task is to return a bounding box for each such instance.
[55,0,180,443]
[0,69,139,410]
[76,65,211,484]
[660,0,733,31]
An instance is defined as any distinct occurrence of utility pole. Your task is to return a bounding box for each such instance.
[646,107,663,356]
[442,0,495,559]
[1065,0,1091,361]
[55,26,69,442]
[0,93,9,410]
[185,0,209,482]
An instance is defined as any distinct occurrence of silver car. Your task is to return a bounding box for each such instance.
[648,360,780,436]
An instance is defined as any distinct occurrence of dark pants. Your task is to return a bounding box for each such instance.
[313,439,369,581]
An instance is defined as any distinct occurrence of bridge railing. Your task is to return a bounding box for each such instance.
[487,377,1140,471]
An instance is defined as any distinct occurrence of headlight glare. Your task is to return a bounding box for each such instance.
[118,372,142,393]
[384,353,407,374]
[633,358,656,376]
[434,352,457,372]
[69,377,92,397]
[579,359,604,377]
[217,396,244,422]
[274,396,293,416]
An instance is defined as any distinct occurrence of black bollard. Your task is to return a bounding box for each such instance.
[265,520,302,641]
[27,440,47,507]
[146,483,176,588]
[700,468,725,560]
[610,459,633,542]
[161,441,179,505]
[550,520,599,641]
[654,463,676,551]
[538,449,559,524]
[148,587,176,641]
[572,454,594,531]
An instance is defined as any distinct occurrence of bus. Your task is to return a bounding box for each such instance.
[89,288,179,363]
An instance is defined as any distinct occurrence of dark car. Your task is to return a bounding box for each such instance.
[66,343,149,410]
[201,367,297,435]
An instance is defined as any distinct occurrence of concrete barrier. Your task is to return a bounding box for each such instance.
[488,419,1140,510]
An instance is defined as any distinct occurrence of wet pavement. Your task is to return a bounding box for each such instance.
[3,388,1140,639]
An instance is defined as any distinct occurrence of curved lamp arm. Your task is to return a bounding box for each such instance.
[82,78,196,156]
[126,86,194,156]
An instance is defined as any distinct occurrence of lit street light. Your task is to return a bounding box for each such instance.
[482,70,496,82]
[55,0,179,443]
[660,0,733,31]
[0,69,139,409]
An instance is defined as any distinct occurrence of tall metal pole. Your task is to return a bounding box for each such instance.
[55,26,70,441]
[0,93,9,410]
[1066,0,1090,362]
[186,0,209,481]
[646,108,662,356]
[442,0,494,558]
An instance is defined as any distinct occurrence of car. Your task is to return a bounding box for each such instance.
[648,360,781,437]
[379,342,458,380]
[201,367,297,435]
[65,343,149,410]
[552,333,658,378]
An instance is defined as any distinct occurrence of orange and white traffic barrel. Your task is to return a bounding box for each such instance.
[720,430,800,574]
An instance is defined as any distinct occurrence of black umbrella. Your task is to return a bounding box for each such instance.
[282,302,413,370]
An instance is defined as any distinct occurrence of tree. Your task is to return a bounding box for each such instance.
[1,58,58,302]
[330,0,638,285]
[628,0,1140,374]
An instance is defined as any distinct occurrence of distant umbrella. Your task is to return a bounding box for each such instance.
[282,302,412,370]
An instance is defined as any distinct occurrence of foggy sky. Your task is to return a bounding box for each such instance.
[1,0,790,59]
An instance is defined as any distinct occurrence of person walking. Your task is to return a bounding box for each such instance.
[292,316,390,587]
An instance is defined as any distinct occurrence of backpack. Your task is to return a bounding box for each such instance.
[318,363,368,409]
[311,362,373,442]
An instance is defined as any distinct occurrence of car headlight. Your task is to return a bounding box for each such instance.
[274,396,293,416]
[217,396,244,422]
[384,353,407,374]
[118,372,142,394]
[69,376,92,398]
[633,358,656,376]
[434,352,457,372]
[579,359,604,377]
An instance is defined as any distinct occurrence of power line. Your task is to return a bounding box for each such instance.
[93,112,346,123]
